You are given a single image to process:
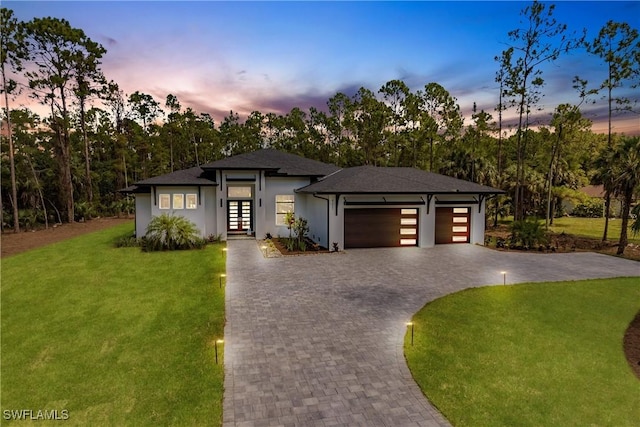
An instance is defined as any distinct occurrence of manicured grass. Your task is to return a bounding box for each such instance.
[1,223,226,425]
[548,217,640,244]
[498,216,640,244]
[405,278,640,427]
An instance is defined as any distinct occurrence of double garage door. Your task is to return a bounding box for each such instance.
[344,208,418,248]
[344,207,471,248]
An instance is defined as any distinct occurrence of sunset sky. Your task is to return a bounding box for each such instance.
[7,1,640,134]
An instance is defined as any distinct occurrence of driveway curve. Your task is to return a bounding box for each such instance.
[222,243,639,427]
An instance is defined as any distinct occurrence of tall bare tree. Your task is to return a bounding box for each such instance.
[24,17,106,222]
[585,20,640,241]
[1,8,26,232]
[498,0,583,220]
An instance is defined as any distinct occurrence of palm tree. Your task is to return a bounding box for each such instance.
[593,146,617,241]
[610,137,640,255]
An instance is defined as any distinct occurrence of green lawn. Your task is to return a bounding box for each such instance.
[1,223,226,426]
[548,217,640,244]
[497,216,640,245]
[405,278,640,427]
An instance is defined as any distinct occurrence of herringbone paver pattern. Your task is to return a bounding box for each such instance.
[223,243,639,426]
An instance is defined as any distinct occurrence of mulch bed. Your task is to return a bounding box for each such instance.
[485,225,640,261]
[0,217,133,258]
[270,237,331,255]
[624,312,640,380]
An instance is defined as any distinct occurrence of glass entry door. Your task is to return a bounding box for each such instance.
[227,200,253,232]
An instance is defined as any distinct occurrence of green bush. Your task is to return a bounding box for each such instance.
[114,234,143,248]
[510,218,547,249]
[74,201,96,221]
[144,214,206,251]
[572,198,604,218]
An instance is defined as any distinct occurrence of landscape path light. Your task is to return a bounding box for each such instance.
[501,271,507,286]
[219,273,226,288]
[215,339,224,364]
[261,245,267,257]
[406,321,415,346]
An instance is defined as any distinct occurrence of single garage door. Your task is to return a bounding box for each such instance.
[435,207,470,244]
[344,208,418,248]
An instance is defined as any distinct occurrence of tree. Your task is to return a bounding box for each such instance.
[351,87,389,166]
[127,91,162,179]
[609,137,640,255]
[219,111,243,156]
[104,81,129,188]
[498,0,583,220]
[585,20,640,240]
[24,17,107,223]
[379,79,409,166]
[420,82,463,172]
[74,40,106,204]
[1,7,26,232]
[545,101,591,227]
[326,92,354,165]
[10,108,50,228]
[128,91,162,132]
[165,93,181,172]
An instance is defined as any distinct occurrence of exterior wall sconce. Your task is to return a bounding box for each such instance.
[406,322,415,346]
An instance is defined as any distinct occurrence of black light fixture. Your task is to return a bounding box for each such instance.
[406,322,415,346]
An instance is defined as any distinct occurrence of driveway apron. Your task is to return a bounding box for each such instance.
[222,242,639,427]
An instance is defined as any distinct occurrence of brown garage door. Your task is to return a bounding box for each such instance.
[345,208,418,248]
[435,207,470,244]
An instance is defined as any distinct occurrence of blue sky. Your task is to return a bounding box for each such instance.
[8,1,640,134]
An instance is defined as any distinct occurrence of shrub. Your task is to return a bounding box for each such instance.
[114,235,143,248]
[285,237,296,252]
[631,204,640,236]
[207,234,223,243]
[281,214,311,252]
[293,217,309,249]
[74,201,96,221]
[510,218,547,249]
[144,214,206,251]
[572,198,604,218]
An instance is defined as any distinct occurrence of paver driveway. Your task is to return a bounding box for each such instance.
[222,242,639,427]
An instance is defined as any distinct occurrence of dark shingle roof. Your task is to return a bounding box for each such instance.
[119,185,149,194]
[134,167,216,186]
[201,149,340,177]
[297,166,504,194]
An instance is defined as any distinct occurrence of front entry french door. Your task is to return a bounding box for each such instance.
[227,200,253,232]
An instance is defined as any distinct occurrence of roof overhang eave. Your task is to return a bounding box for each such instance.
[296,189,505,195]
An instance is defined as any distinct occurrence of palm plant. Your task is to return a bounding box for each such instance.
[144,213,205,251]
[609,137,640,255]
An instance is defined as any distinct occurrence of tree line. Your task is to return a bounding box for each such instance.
[1,2,639,252]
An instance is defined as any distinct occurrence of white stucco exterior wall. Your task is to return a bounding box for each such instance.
[135,193,151,238]
[144,186,217,238]
[300,193,329,248]
[317,193,488,250]
[264,177,313,239]
[422,197,436,248]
